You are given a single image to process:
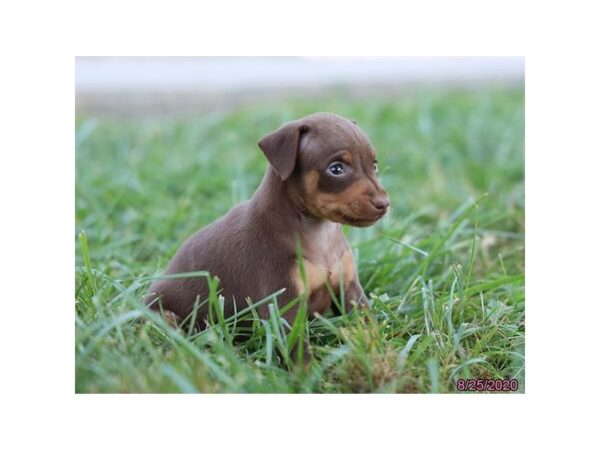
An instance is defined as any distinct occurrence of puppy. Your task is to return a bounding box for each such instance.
[145,112,389,329]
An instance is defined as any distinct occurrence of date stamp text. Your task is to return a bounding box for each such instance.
[456,378,519,392]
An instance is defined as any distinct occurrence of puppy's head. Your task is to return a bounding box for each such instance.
[258,112,389,227]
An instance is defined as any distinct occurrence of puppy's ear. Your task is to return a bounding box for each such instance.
[258,122,308,180]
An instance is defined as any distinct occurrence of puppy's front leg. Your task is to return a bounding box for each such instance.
[330,277,370,315]
[349,278,370,309]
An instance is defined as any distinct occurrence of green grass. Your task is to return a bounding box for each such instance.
[75,87,524,393]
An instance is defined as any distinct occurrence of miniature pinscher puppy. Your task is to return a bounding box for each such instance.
[145,112,389,329]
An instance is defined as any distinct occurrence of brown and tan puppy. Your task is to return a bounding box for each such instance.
[145,112,389,329]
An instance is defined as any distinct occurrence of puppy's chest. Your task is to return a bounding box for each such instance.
[292,242,356,296]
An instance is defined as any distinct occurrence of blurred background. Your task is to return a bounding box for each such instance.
[75,56,524,274]
[76,56,523,116]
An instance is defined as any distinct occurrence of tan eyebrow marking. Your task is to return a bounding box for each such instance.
[327,150,354,165]
[340,151,353,164]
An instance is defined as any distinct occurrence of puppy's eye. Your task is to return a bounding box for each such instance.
[374,160,379,173]
[327,162,345,176]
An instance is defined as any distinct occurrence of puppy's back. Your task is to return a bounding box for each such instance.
[145,202,295,325]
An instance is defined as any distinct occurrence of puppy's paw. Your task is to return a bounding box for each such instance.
[353,295,371,310]
[162,310,182,328]
[345,280,370,312]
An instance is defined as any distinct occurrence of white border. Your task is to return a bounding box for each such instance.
[2,0,599,448]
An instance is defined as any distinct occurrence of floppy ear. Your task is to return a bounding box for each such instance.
[258,121,308,180]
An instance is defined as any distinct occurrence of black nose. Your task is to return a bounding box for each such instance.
[371,195,390,211]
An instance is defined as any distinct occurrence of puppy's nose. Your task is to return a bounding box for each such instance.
[371,195,390,211]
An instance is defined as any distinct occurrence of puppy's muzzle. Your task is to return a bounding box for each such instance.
[370,194,390,215]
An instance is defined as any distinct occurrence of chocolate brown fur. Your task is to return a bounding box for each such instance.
[145,113,389,329]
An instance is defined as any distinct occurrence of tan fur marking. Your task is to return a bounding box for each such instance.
[304,170,319,195]
[292,259,328,296]
[330,249,356,287]
[340,151,353,164]
[293,250,356,299]
[303,170,323,217]
[316,180,372,217]
[303,169,377,224]
[162,310,181,328]
[339,180,370,203]
[304,170,369,210]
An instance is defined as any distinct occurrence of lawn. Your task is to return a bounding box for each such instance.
[75,86,524,393]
